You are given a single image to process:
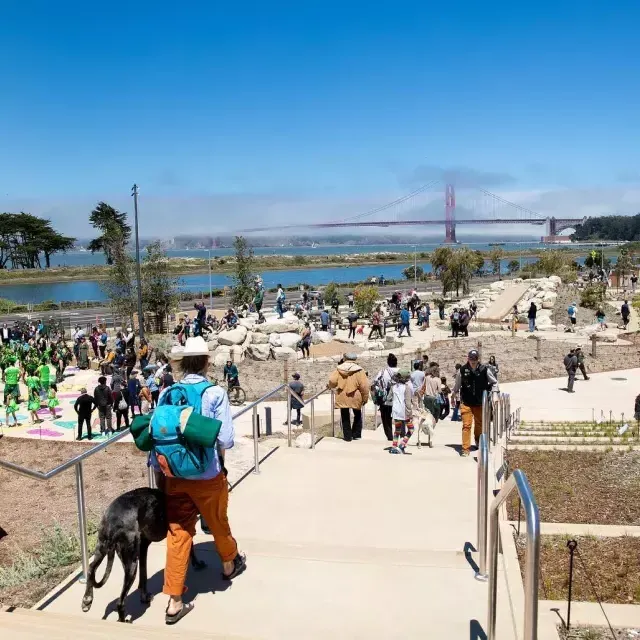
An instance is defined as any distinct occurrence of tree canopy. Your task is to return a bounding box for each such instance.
[88,202,132,265]
[0,213,75,269]
[572,214,640,241]
[432,247,484,296]
[231,236,256,306]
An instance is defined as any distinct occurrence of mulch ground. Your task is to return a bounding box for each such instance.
[0,438,147,606]
[516,535,640,605]
[506,450,640,525]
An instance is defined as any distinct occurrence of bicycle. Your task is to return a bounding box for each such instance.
[226,380,246,406]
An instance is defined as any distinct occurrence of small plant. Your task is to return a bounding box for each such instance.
[353,285,379,317]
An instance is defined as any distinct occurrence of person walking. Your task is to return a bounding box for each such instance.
[78,337,90,370]
[138,338,150,371]
[128,371,141,418]
[459,308,470,337]
[299,323,312,359]
[398,306,411,337]
[450,308,459,338]
[595,307,608,330]
[453,349,497,456]
[372,354,399,441]
[410,361,425,394]
[328,353,369,441]
[99,327,108,359]
[621,300,631,329]
[93,375,114,435]
[575,347,589,381]
[147,369,160,408]
[276,284,285,319]
[567,302,577,332]
[320,309,330,333]
[564,348,578,393]
[288,373,304,425]
[347,310,358,340]
[438,300,446,321]
[74,387,96,441]
[152,336,245,624]
[112,386,130,431]
[389,370,414,454]
[528,302,537,333]
[369,307,384,340]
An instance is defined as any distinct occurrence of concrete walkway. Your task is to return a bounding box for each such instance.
[500,367,640,422]
[39,421,515,638]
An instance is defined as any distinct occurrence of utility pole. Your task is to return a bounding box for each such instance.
[131,184,144,340]
[413,246,417,289]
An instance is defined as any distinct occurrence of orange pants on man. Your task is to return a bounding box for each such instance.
[163,473,238,597]
[461,403,483,453]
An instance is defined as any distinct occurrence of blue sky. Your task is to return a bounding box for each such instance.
[1,1,639,236]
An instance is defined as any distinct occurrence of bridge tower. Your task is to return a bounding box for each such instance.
[445,183,457,243]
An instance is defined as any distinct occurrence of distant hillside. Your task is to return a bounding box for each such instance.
[571,214,640,241]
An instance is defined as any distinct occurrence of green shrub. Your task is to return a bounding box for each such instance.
[580,284,607,309]
[354,285,379,316]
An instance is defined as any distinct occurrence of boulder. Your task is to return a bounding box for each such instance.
[269,332,301,349]
[217,326,248,346]
[272,346,297,361]
[334,336,355,344]
[229,345,245,361]
[548,275,562,285]
[490,281,506,291]
[207,338,219,351]
[213,348,231,366]
[242,332,253,347]
[238,317,256,328]
[311,331,333,345]
[250,332,269,344]
[255,321,301,335]
[594,330,618,343]
[364,340,385,351]
[246,344,271,361]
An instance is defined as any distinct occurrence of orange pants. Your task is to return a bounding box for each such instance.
[163,473,238,597]
[461,403,483,453]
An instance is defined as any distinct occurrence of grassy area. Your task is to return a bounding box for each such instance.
[0,522,98,608]
[506,450,640,525]
[516,534,640,605]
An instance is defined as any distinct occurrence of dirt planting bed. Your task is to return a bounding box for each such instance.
[506,450,640,526]
[0,438,147,606]
[516,535,640,605]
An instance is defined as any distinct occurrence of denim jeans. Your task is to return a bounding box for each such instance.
[528,318,535,332]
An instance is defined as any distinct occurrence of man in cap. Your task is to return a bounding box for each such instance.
[452,349,497,457]
[564,348,578,392]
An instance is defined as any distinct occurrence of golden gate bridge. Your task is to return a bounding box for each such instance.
[240,181,585,243]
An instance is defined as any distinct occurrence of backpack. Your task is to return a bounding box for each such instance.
[371,369,394,406]
[138,381,223,479]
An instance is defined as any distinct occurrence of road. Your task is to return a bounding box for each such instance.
[1,277,503,329]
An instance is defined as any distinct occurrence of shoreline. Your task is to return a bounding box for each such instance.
[0,246,607,286]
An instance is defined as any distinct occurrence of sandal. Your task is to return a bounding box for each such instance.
[222,553,247,580]
[165,601,194,625]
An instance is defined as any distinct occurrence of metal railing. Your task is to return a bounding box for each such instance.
[286,385,336,450]
[487,469,540,640]
[476,433,489,581]
[0,427,133,584]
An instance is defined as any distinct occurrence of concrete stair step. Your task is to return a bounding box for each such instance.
[1,608,237,639]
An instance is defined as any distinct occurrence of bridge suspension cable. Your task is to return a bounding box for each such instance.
[476,187,545,220]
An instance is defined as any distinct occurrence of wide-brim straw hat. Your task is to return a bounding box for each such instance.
[171,336,210,359]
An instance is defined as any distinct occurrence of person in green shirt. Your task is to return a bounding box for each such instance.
[37,361,51,400]
[4,358,21,404]
[253,288,264,314]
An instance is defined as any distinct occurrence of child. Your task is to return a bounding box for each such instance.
[28,388,41,424]
[5,393,19,426]
[47,384,60,419]
[596,308,607,330]
[389,370,414,454]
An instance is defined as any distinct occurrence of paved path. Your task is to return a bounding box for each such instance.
[39,421,515,638]
[501,367,640,423]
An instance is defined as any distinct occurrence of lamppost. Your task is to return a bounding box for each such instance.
[131,184,144,340]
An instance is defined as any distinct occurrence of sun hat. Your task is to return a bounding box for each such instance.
[170,336,210,359]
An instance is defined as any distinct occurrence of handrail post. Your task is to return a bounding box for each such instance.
[147,464,157,489]
[487,470,540,640]
[310,399,316,449]
[75,462,89,584]
[252,405,260,474]
[482,391,491,451]
[287,386,292,447]
[476,434,489,581]
[330,389,335,438]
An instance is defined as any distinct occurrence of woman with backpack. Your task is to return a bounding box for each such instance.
[149,336,245,624]
[372,353,399,441]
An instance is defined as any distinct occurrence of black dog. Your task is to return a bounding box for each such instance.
[81,487,206,622]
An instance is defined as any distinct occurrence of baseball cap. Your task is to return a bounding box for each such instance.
[468,349,479,361]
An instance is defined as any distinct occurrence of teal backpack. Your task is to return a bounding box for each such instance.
[145,381,223,479]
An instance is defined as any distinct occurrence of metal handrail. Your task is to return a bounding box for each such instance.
[487,469,540,640]
[476,433,489,581]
